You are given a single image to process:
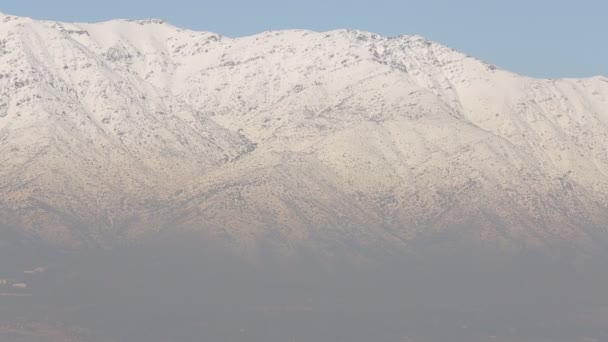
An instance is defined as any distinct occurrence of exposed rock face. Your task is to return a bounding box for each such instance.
[1,13,607,254]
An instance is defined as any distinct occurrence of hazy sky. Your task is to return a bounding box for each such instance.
[2,0,607,78]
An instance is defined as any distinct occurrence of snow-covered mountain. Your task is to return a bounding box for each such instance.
[1,12,607,255]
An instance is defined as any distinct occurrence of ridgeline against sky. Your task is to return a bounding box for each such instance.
[1,0,607,78]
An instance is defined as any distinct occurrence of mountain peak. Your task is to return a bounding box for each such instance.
[93,17,174,28]
[123,18,167,25]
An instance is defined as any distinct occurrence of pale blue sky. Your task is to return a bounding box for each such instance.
[2,0,606,78]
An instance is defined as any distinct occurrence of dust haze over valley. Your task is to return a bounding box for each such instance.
[1,10,608,341]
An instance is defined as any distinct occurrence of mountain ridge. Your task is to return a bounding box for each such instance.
[1,13,607,256]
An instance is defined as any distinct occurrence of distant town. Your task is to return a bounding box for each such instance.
[0,267,45,296]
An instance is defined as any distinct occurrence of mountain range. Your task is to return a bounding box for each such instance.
[1,12,608,256]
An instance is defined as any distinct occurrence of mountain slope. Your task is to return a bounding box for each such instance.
[1,12,607,254]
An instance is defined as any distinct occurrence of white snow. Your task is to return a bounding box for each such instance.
[0,14,607,254]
